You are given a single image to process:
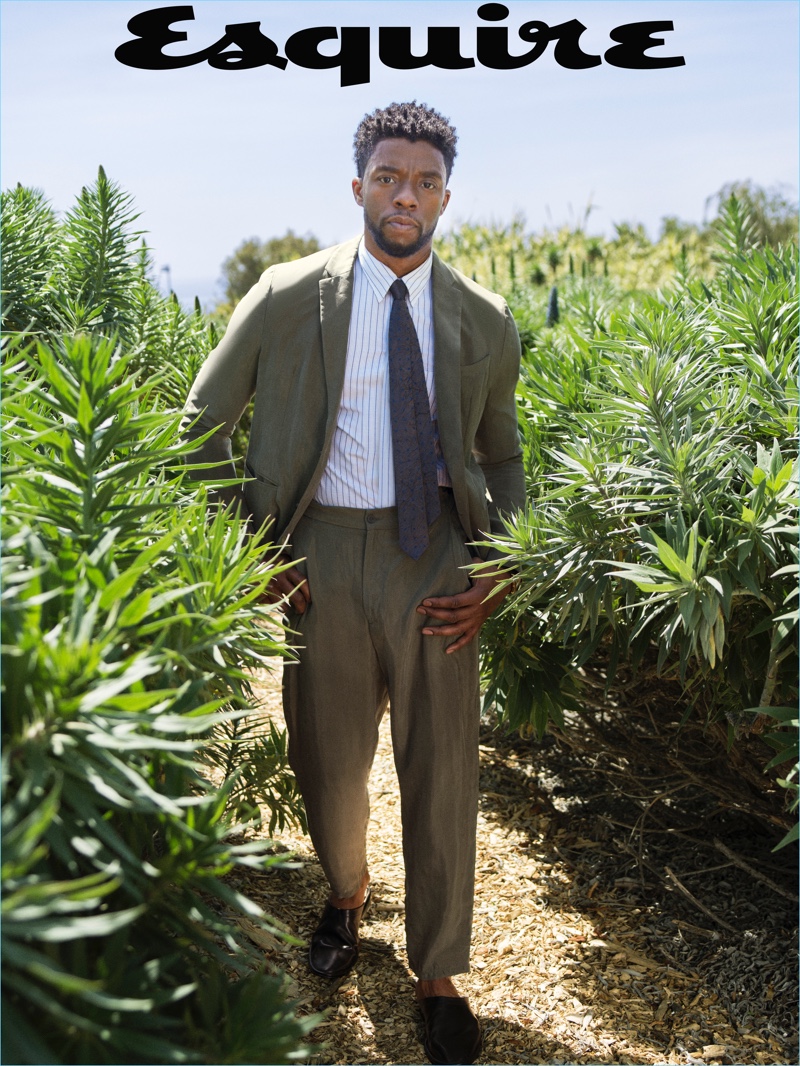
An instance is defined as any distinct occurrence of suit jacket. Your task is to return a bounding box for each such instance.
[184,237,525,559]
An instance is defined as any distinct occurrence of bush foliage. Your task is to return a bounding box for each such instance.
[478,198,798,846]
[2,171,312,1063]
[433,180,797,296]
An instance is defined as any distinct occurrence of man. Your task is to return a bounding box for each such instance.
[184,101,525,1065]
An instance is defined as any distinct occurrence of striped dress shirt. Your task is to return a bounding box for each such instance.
[314,240,451,508]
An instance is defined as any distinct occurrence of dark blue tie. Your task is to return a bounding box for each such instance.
[388,278,441,559]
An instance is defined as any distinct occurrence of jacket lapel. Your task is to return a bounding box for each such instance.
[319,256,357,433]
[318,238,361,461]
[283,239,359,540]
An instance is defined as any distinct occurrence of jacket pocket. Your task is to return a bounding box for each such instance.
[461,351,490,369]
[243,462,281,542]
[244,459,278,486]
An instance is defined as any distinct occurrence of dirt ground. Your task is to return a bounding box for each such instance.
[228,656,798,1066]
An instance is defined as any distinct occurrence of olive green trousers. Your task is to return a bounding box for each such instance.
[282,490,480,979]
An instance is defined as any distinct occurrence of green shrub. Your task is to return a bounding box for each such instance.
[0,185,60,333]
[1,168,216,408]
[480,198,798,845]
[2,173,311,1062]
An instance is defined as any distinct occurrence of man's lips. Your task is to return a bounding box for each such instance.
[384,216,419,231]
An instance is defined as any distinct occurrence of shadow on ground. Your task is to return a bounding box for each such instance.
[475,700,798,1065]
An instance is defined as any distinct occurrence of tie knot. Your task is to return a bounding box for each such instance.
[389,278,408,301]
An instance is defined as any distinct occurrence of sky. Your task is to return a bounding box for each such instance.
[2,0,798,308]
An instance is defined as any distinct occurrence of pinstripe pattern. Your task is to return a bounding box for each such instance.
[315,240,451,508]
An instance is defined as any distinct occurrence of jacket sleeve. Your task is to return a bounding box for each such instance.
[473,302,526,558]
[182,270,273,510]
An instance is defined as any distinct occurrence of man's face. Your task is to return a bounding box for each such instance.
[352,138,451,264]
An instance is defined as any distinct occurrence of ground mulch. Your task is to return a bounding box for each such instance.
[227,655,798,1066]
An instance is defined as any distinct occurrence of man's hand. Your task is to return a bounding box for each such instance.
[416,557,511,654]
[262,555,312,614]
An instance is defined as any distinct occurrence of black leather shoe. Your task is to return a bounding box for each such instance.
[308,886,371,979]
[419,995,482,1064]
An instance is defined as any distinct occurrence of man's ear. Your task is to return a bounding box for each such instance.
[352,177,364,206]
[439,188,451,217]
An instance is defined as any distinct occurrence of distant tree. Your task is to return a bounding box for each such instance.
[613,221,650,245]
[658,215,701,242]
[219,230,320,307]
[706,181,798,247]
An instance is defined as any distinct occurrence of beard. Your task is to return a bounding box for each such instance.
[363,209,437,259]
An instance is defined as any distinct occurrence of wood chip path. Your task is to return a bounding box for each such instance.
[228,656,798,1066]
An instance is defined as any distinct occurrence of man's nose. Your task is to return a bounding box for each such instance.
[393,181,418,208]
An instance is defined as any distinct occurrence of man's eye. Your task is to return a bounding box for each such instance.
[378,175,394,184]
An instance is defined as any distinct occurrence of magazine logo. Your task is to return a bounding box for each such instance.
[115,4,686,87]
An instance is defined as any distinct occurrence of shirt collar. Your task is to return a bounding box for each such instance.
[357,238,433,305]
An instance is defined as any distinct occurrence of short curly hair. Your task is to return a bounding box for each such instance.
[353,101,458,181]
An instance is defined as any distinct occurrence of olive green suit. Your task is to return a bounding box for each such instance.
[184,236,525,978]
[184,237,524,554]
